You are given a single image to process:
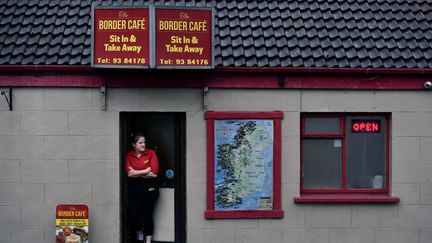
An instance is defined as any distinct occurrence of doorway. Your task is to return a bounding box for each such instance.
[120,112,186,243]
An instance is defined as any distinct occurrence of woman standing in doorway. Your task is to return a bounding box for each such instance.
[126,133,159,243]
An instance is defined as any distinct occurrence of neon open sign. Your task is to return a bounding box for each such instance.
[351,120,381,133]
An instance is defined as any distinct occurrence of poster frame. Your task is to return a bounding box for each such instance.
[204,111,284,219]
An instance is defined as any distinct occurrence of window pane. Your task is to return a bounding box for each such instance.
[302,139,342,188]
[346,116,386,189]
[304,117,340,134]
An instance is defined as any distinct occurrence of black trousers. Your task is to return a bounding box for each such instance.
[128,179,158,236]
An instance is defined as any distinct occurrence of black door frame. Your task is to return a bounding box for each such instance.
[120,112,186,243]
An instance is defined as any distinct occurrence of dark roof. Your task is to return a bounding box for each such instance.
[0,0,432,68]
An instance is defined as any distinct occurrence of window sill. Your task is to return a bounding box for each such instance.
[205,210,284,219]
[294,194,400,203]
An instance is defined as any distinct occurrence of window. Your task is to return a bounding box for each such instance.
[295,113,399,203]
[204,111,284,218]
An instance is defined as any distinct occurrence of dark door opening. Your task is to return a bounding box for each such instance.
[120,112,186,243]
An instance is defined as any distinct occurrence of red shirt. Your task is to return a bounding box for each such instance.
[125,149,159,176]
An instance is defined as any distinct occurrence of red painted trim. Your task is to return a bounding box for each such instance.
[215,66,432,75]
[1,65,432,75]
[301,188,388,194]
[204,111,284,219]
[206,74,432,90]
[0,65,95,71]
[206,118,215,211]
[294,194,399,203]
[205,111,284,119]
[273,117,282,212]
[341,116,346,189]
[205,210,283,219]
[385,114,391,194]
[0,71,430,90]
[300,113,392,195]
[0,74,103,87]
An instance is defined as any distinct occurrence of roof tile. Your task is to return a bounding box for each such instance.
[0,0,431,68]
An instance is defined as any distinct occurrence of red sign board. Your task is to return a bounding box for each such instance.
[155,8,213,68]
[56,204,89,243]
[351,120,381,133]
[93,8,150,67]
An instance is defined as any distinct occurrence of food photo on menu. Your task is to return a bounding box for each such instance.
[56,226,88,243]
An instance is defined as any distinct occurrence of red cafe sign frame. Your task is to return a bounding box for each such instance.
[92,7,150,68]
[92,5,214,69]
[154,7,214,69]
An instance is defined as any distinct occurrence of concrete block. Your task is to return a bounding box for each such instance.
[0,183,43,205]
[285,159,300,185]
[186,159,206,184]
[374,91,425,111]
[45,183,92,205]
[304,205,351,228]
[0,112,20,135]
[0,206,19,229]
[68,111,117,136]
[187,228,235,243]
[44,136,91,160]
[374,228,419,243]
[421,182,432,204]
[281,112,300,137]
[0,89,12,111]
[44,88,93,110]
[185,89,202,112]
[329,228,374,243]
[420,228,432,243]
[107,88,140,111]
[301,90,374,112]
[393,112,432,137]
[139,89,189,111]
[207,89,288,111]
[392,183,420,205]
[90,229,120,243]
[90,88,103,111]
[0,230,44,243]
[283,183,300,206]
[0,136,18,159]
[186,206,212,229]
[392,137,420,161]
[0,160,20,182]
[282,90,301,111]
[237,229,282,243]
[337,91,375,111]
[282,136,300,162]
[69,160,118,183]
[12,88,44,110]
[419,92,432,111]
[187,183,206,207]
[351,205,398,227]
[187,111,206,137]
[399,206,432,227]
[20,111,67,135]
[393,161,432,183]
[89,206,119,228]
[258,206,304,228]
[21,160,68,183]
[93,182,119,205]
[211,218,259,229]
[91,136,118,160]
[282,229,329,243]
[20,205,53,229]
[0,136,44,160]
[420,137,432,161]
[186,134,206,161]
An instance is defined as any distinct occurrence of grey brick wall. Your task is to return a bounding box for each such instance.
[0,88,431,243]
